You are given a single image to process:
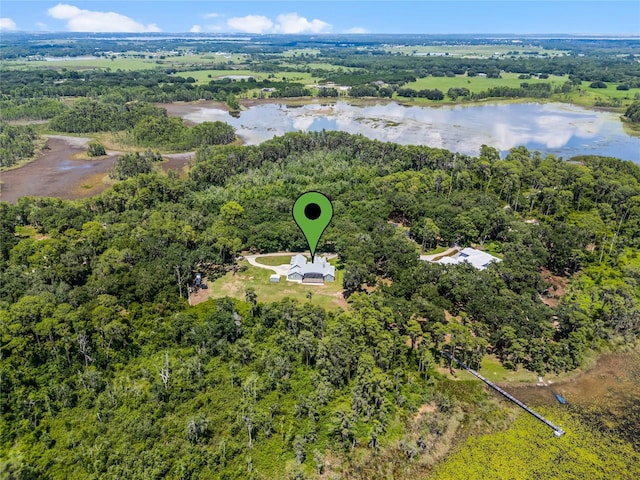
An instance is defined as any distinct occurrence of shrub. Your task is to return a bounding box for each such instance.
[87,141,106,157]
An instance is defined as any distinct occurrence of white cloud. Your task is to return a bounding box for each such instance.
[47,3,161,32]
[35,22,50,30]
[345,27,368,34]
[203,12,219,19]
[227,15,273,34]
[0,18,18,31]
[190,24,202,33]
[225,12,331,34]
[274,13,330,34]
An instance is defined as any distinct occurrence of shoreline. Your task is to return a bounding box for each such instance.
[235,95,629,114]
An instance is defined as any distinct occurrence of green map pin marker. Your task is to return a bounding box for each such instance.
[293,191,333,263]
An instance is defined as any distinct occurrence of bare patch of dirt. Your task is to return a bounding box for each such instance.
[331,290,349,310]
[539,267,569,307]
[0,137,117,203]
[159,152,195,174]
[189,278,213,306]
[414,402,438,422]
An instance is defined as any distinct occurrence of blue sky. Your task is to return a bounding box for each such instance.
[1,1,639,35]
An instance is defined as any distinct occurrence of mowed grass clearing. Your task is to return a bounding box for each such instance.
[438,355,538,383]
[206,260,347,311]
[402,72,567,94]
[174,69,265,83]
[253,255,294,266]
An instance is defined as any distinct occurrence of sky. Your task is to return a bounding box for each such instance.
[0,1,639,35]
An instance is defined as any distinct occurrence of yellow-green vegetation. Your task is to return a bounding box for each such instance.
[14,225,39,238]
[206,261,346,311]
[431,408,640,479]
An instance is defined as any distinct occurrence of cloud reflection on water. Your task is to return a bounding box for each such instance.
[183,101,639,162]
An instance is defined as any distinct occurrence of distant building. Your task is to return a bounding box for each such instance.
[435,247,501,270]
[287,254,336,283]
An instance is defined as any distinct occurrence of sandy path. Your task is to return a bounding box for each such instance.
[420,247,458,262]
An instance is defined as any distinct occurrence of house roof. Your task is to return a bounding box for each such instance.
[288,255,335,278]
[290,254,307,266]
[437,247,501,270]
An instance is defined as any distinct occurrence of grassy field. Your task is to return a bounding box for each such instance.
[253,255,294,266]
[1,53,248,71]
[423,245,449,255]
[398,73,639,109]
[573,81,640,102]
[383,44,568,57]
[206,260,347,311]
[279,61,364,72]
[438,355,539,383]
[174,69,265,83]
[402,72,566,94]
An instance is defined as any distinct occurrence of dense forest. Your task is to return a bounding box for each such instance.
[2,129,639,478]
[1,32,639,479]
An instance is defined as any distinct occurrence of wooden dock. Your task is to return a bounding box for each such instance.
[442,351,565,437]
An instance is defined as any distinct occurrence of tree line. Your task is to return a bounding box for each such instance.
[0,122,39,168]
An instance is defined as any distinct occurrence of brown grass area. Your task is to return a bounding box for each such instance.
[414,402,438,422]
[71,172,112,197]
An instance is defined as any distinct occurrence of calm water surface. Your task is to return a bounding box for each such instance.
[182,101,640,162]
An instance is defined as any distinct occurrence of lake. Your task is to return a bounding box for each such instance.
[176,101,640,162]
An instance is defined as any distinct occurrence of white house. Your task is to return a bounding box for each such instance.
[287,254,335,283]
[436,247,501,270]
